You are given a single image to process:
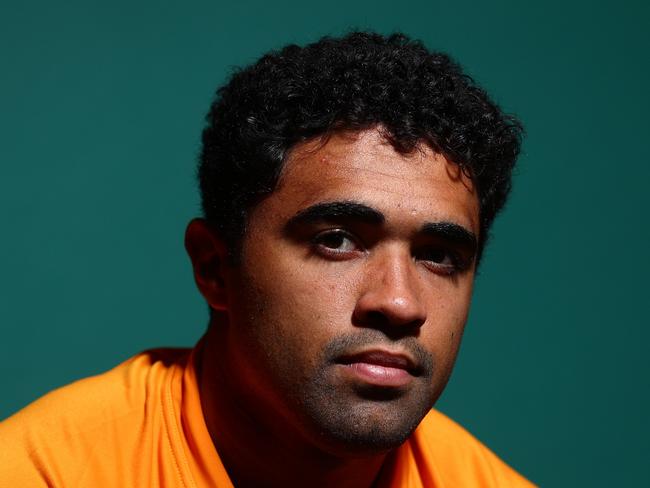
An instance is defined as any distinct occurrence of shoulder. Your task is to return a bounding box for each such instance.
[411,409,536,487]
[0,348,189,487]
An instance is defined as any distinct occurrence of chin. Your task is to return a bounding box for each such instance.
[300,394,433,457]
[285,355,443,456]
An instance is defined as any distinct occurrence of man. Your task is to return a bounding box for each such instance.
[1,32,533,486]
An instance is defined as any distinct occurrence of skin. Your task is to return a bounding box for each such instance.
[185,127,480,487]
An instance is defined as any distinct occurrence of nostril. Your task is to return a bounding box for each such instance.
[356,309,424,330]
[353,308,424,340]
[365,310,389,327]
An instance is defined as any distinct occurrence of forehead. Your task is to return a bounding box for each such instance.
[263,129,479,233]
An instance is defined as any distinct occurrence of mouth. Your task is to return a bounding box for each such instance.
[335,349,419,388]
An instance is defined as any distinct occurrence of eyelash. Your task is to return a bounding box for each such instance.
[311,229,467,275]
[417,249,463,275]
[311,229,361,258]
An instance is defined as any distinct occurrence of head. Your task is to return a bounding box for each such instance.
[198,32,522,262]
[186,32,522,456]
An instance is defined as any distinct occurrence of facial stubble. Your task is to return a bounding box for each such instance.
[287,330,437,456]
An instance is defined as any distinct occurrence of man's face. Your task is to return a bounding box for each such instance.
[219,128,480,455]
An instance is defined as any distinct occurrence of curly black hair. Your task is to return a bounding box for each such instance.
[199,31,523,262]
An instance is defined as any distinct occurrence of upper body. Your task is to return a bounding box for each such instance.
[2,32,530,486]
[0,344,533,487]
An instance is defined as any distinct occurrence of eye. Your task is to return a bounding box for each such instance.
[312,229,361,258]
[417,247,463,275]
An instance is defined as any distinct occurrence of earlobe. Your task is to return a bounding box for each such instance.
[184,218,229,311]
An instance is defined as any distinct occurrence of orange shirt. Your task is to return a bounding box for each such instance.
[0,346,534,487]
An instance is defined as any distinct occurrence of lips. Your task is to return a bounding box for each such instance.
[335,349,419,388]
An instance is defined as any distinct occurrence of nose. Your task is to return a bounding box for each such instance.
[352,248,427,334]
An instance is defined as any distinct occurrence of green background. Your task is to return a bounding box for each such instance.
[2,1,649,485]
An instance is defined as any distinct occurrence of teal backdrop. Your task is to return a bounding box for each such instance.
[2,1,649,486]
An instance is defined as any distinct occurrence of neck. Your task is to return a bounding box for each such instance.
[197,324,388,488]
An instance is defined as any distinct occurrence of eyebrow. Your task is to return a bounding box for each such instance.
[285,200,477,255]
[286,201,385,228]
[420,222,478,255]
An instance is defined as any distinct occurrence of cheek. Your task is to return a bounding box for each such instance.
[234,258,354,372]
[421,286,472,369]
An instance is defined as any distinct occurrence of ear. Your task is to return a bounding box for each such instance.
[184,218,229,311]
